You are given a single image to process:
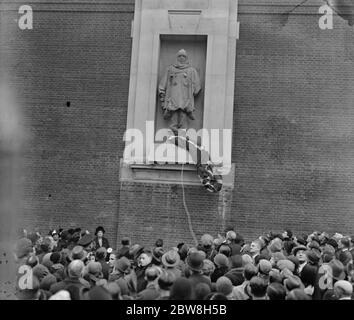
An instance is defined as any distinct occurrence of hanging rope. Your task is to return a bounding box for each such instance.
[180,163,198,246]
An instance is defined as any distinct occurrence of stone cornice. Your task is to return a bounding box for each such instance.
[0,0,336,15]
[0,1,134,12]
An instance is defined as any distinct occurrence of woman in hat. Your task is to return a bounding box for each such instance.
[93,226,110,250]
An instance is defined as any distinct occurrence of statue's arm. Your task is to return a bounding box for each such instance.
[158,68,168,103]
[192,68,201,95]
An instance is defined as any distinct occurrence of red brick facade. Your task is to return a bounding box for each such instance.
[2,1,354,248]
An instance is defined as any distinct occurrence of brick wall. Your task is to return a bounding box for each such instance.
[2,1,354,249]
[0,1,135,245]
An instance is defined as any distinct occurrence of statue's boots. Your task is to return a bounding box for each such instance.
[163,109,172,120]
[186,112,195,120]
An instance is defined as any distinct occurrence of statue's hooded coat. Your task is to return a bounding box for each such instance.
[159,49,201,113]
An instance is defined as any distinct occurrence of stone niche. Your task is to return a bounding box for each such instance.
[121,0,239,187]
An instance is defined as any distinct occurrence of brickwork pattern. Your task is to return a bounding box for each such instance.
[1,2,354,248]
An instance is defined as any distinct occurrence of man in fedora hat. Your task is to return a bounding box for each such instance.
[50,260,90,294]
[211,253,230,283]
[152,247,165,267]
[186,251,212,298]
[198,234,217,261]
[68,245,88,263]
[161,250,181,279]
[77,233,95,252]
[109,256,137,297]
[93,226,110,250]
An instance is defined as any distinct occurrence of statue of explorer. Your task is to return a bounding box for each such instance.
[158,49,201,135]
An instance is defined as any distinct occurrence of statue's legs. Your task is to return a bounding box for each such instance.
[170,109,186,135]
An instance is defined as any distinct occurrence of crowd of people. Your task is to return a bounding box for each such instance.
[12,226,354,300]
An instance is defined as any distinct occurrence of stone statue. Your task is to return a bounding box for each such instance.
[158,49,201,134]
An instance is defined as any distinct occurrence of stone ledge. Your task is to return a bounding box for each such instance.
[119,159,235,188]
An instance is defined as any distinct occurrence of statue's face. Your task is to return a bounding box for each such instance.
[177,54,187,64]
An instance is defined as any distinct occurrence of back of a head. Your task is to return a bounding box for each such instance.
[230,255,243,269]
[85,286,112,300]
[200,234,214,248]
[340,237,350,249]
[68,259,84,278]
[235,233,245,246]
[249,276,268,298]
[244,263,258,281]
[104,282,121,300]
[87,261,103,276]
[15,238,33,260]
[155,239,164,247]
[284,229,293,239]
[121,237,130,246]
[219,245,231,257]
[170,278,192,300]
[195,283,211,300]
[18,276,40,300]
[284,275,303,292]
[283,241,295,256]
[216,276,233,296]
[158,271,176,291]
[286,288,311,300]
[267,282,286,300]
[258,259,272,276]
[40,274,57,291]
[338,250,352,266]
[26,255,39,268]
[32,264,50,282]
[145,266,160,282]
[178,243,189,261]
[226,231,236,242]
[208,293,228,300]
[269,269,283,284]
[242,254,253,266]
[50,252,61,264]
[96,247,107,260]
